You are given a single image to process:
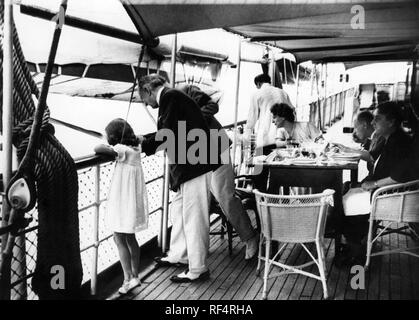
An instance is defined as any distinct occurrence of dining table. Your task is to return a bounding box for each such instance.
[250,154,360,257]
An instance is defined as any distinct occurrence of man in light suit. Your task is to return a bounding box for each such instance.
[244,73,294,154]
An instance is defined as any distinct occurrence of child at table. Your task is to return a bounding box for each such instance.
[94,118,149,294]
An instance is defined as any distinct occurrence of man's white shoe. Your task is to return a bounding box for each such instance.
[245,235,259,260]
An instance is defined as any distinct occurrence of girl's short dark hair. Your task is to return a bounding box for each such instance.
[376,101,403,127]
[105,118,139,147]
[270,103,295,122]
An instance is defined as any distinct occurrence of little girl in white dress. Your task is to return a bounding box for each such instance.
[94,118,148,294]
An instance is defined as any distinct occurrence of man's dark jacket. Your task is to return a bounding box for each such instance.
[142,87,221,191]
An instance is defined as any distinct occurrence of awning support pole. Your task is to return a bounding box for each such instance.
[295,63,300,110]
[232,38,242,172]
[270,49,275,86]
[0,0,14,300]
[315,64,322,131]
[410,58,418,116]
[323,63,328,128]
[160,33,177,253]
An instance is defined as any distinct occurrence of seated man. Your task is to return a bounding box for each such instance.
[338,102,415,266]
[333,110,385,179]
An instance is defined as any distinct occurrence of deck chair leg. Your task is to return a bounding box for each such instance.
[256,234,263,275]
[226,221,233,255]
[261,239,271,300]
[316,240,328,299]
[365,216,375,270]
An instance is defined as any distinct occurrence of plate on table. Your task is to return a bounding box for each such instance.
[329,152,360,160]
[252,155,267,163]
[291,158,317,165]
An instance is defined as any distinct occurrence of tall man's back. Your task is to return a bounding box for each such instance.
[245,73,294,149]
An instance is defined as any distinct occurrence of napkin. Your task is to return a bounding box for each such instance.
[343,187,371,216]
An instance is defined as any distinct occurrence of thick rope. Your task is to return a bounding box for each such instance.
[1,3,82,299]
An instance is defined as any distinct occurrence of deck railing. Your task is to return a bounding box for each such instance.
[0,88,356,299]
[0,151,167,299]
[308,88,355,132]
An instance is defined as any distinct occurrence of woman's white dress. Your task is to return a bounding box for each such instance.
[106,144,148,233]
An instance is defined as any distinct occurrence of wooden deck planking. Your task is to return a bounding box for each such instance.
[260,243,306,300]
[184,241,244,300]
[263,243,300,300]
[398,232,412,300]
[115,221,419,301]
[276,245,307,300]
[407,234,419,299]
[312,238,340,300]
[202,242,249,300]
[389,230,401,300]
[220,257,258,300]
[135,219,227,300]
[379,231,391,300]
[300,240,334,299]
[168,225,241,300]
[162,234,231,300]
[209,246,256,300]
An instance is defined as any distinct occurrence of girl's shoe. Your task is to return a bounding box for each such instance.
[118,280,131,294]
[129,277,141,289]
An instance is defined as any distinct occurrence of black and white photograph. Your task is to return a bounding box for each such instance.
[1,0,419,310]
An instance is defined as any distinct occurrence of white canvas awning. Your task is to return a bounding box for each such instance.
[122,0,419,63]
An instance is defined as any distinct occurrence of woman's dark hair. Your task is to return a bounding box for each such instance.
[254,73,271,85]
[105,118,139,147]
[376,101,404,127]
[270,103,295,122]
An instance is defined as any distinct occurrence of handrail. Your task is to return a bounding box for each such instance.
[0,119,276,299]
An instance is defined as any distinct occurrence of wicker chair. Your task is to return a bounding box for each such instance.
[365,179,419,270]
[253,189,335,300]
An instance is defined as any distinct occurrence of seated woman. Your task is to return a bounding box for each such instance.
[340,101,415,266]
[270,103,323,148]
[266,103,323,195]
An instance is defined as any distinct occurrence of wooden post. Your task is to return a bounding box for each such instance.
[323,63,328,128]
[315,64,323,131]
[295,63,300,111]
[90,165,100,296]
[159,33,177,253]
[232,38,242,171]
[1,0,14,300]
[410,59,418,116]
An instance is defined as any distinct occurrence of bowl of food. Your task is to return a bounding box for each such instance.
[276,148,294,158]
